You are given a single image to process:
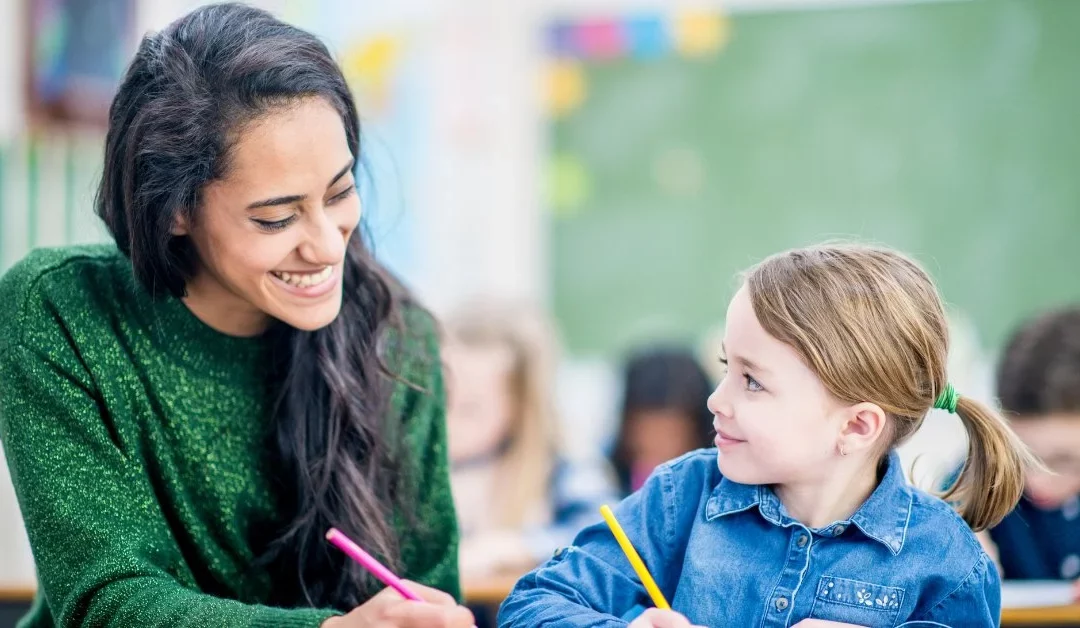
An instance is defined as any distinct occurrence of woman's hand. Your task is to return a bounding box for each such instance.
[628,608,707,628]
[1072,577,1080,603]
[321,581,474,628]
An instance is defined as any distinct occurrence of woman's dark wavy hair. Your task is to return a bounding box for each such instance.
[96,2,416,610]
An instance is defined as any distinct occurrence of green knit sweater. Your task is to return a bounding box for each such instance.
[0,245,460,627]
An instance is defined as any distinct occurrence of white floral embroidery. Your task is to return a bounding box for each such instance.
[818,578,902,610]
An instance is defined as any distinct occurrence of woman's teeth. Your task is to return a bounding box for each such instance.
[271,266,333,288]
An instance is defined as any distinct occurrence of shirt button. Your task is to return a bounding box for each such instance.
[774,596,789,611]
[832,525,846,536]
[1061,554,1080,580]
[552,547,564,558]
[797,534,809,548]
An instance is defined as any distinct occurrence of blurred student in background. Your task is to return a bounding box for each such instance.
[609,347,716,494]
[443,301,617,580]
[979,307,1080,599]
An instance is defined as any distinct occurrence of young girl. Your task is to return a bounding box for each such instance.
[610,347,716,495]
[498,244,1034,627]
[444,301,617,579]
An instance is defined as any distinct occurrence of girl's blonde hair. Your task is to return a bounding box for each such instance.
[444,301,561,528]
[745,243,1036,531]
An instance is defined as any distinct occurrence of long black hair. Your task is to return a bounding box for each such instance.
[96,3,414,609]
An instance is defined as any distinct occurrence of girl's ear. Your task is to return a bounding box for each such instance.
[838,402,888,456]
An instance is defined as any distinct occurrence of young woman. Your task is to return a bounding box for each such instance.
[0,5,470,627]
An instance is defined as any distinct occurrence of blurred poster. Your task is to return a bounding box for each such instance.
[289,0,438,288]
[29,0,136,126]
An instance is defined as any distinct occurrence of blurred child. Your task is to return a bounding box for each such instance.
[610,347,715,494]
[443,301,617,580]
[499,243,1036,627]
[980,307,1080,599]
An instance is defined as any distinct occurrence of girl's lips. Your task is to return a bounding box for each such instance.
[714,429,746,447]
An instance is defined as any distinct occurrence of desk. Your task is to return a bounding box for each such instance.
[3,584,1077,625]
[0,583,523,606]
[0,587,34,603]
[1002,605,1080,626]
[463,573,523,606]
[461,577,1080,626]
[0,586,35,628]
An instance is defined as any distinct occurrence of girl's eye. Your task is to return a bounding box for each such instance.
[744,374,764,393]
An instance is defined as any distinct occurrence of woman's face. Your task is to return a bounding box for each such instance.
[175,97,361,336]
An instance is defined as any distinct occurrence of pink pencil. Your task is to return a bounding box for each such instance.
[325,528,423,602]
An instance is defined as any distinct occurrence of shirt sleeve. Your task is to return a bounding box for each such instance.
[0,339,337,628]
[911,552,1000,627]
[497,464,686,628]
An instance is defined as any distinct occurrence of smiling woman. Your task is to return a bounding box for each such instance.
[175,99,361,336]
[0,4,471,628]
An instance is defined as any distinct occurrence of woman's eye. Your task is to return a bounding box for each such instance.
[252,215,297,232]
[328,185,356,205]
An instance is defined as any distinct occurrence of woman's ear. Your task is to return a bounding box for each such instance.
[838,402,888,456]
[171,212,189,236]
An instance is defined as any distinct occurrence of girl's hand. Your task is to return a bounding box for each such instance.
[628,608,707,628]
[321,581,475,628]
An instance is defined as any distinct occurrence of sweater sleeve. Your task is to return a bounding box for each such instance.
[0,338,337,628]
[393,314,462,601]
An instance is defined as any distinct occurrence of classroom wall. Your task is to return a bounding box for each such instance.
[0,0,32,589]
[0,0,22,141]
[0,0,1036,587]
[0,0,551,587]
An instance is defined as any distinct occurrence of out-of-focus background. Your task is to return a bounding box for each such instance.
[2,0,1079,623]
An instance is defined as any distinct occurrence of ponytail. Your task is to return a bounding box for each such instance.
[941,395,1040,531]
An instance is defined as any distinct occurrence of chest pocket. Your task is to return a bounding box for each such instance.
[809,576,905,627]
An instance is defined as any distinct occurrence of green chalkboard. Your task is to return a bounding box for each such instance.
[550,0,1080,359]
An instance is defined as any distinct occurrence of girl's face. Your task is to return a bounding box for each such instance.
[445,341,518,464]
[1011,414,1080,509]
[175,97,361,336]
[707,286,851,486]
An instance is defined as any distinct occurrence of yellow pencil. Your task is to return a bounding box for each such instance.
[599,504,671,610]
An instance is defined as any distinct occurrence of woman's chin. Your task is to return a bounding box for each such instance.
[272,299,343,332]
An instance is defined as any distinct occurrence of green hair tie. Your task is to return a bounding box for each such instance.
[933,382,959,414]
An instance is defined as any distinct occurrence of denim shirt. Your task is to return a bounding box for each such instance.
[499,449,998,628]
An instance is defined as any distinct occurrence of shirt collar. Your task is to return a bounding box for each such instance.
[705,450,913,556]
